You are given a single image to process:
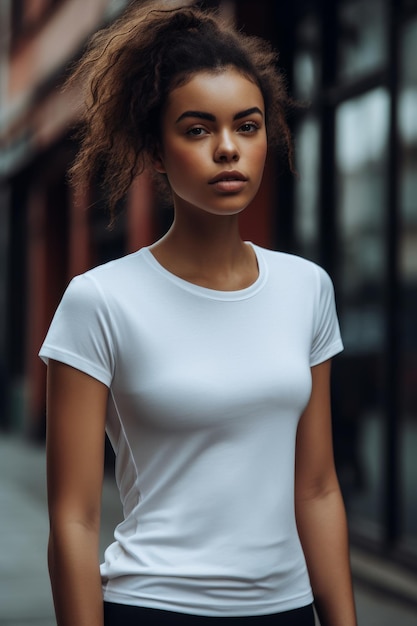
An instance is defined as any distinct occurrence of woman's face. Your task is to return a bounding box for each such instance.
[154,67,267,218]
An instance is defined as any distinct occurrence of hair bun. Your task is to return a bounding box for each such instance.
[169,8,204,31]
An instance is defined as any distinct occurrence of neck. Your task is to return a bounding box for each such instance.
[168,211,243,261]
[150,211,258,291]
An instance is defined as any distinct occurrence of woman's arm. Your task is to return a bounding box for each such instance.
[46,360,109,626]
[295,359,357,626]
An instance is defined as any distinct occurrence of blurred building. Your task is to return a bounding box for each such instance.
[0,0,416,574]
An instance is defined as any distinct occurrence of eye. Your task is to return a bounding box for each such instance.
[186,127,208,137]
[239,122,260,133]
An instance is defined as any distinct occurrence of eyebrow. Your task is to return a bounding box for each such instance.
[175,107,264,124]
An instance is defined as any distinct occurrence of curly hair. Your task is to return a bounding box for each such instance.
[67,0,295,218]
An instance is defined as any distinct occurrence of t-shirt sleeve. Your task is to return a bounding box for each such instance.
[310,265,343,366]
[38,273,115,387]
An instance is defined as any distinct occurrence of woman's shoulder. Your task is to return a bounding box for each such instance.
[253,244,329,281]
[83,248,146,280]
[59,248,150,312]
[71,248,151,291]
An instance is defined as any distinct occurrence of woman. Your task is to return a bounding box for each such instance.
[39,2,357,625]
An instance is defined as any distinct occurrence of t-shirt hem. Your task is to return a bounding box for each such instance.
[39,346,112,387]
[101,589,314,617]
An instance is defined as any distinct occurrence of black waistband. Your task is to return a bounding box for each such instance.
[103,602,315,626]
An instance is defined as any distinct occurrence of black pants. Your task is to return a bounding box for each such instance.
[103,603,315,626]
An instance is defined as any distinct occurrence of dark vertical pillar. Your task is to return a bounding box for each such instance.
[6,173,28,432]
[271,1,297,253]
[318,0,338,274]
[0,184,10,430]
[26,183,49,439]
[384,0,401,547]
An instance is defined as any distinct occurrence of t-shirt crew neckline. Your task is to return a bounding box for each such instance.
[141,242,268,301]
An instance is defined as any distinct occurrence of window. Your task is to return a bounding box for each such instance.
[335,88,390,537]
[294,116,320,262]
[293,11,321,261]
[337,0,388,81]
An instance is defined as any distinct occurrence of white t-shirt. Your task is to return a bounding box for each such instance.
[39,243,343,617]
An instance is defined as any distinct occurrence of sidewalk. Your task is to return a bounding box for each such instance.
[1,434,416,626]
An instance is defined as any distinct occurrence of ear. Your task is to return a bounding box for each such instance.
[152,155,166,174]
[150,144,166,174]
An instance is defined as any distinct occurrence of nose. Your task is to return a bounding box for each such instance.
[214,130,239,162]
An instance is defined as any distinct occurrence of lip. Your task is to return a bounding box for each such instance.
[208,170,248,184]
